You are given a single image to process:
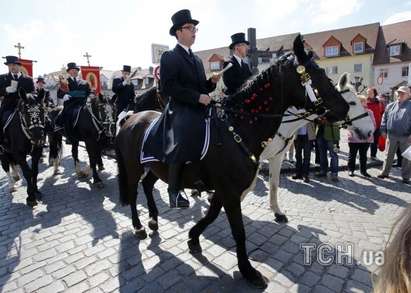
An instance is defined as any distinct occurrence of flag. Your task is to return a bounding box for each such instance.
[80,66,101,95]
[19,59,33,77]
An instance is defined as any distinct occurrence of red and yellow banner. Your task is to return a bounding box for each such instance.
[19,59,33,77]
[80,66,101,95]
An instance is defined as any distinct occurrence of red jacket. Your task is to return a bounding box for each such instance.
[367,98,385,128]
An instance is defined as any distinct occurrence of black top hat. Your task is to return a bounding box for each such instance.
[169,9,199,36]
[4,55,21,65]
[36,76,45,83]
[122,65,131,72]
[229,33,250,49]
[66,62,80,72]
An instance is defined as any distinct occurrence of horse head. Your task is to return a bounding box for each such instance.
[291,34,349,122]
[337,73,374,140]
[18,88,46,147]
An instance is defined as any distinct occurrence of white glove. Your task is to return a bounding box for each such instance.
[63,94,71,102]
[6,86,17,93]
[122,79,131,86]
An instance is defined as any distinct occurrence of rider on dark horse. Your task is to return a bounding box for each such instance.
[56,62,91,140]
[223,32,252,96]
[0,56,35,152]
[112,65,135,115]
[155,9,220,208]
[35,76,54,106]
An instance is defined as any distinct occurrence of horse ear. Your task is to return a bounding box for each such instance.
[293,34,309,64]
[338,73,349,90]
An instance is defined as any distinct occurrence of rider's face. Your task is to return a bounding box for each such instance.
[7,64,20,74]
[176,23,197,47]
[122,71,130,79]
[68,69,78,78]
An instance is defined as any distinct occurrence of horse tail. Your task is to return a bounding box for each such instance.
[115,136,131,206]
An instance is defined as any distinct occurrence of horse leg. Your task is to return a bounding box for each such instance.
[72,141,87,178]
[142,171,159,231]
[1,159,15,193]
[188,193,223,253]
[17,160,36,207]
[130,187,147,239]
[97,151,104,171]
[85,140,103,187]
[223,197,267,288]
[10,163,20,181]
[268,156,288,223]
[31,147,43,201]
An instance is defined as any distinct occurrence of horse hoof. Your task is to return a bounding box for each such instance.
[245,270,268,289]
[274,213,288,223]
[94,181,104,189]
[134,227,147,239]
[98,165,105,171]
[26,199,38,207]
[188,239,202,254]
[148,218,158,231]
[9,187,16,193]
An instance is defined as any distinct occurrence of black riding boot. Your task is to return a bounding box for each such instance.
[168,163,189,208]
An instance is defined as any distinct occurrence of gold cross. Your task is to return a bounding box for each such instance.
[14,42,24,58]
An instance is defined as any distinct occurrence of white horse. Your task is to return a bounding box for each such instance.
[258,72,375,223]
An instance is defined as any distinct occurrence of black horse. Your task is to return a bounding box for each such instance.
[132,86,165,113]
[0,89,46,206]
[115,35,349,288]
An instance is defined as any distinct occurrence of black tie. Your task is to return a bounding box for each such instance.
[13,74,18,80]
[241,60,245,67]
[73,78,77,86]
[188,49,195,60]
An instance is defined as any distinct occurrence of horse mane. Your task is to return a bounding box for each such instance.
[228,64,278,104]
[136,87,157,103]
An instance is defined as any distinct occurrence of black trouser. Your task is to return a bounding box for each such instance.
[294,134,312,176]
[370,128,380,157]
[167,163,183,194]
[348,143,370,173]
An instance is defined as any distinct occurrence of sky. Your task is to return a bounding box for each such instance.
[1,0,411,76]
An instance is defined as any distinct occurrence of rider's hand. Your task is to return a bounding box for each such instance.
[198,94,212,106]
[210,73,221,84]
[5,86,17,94]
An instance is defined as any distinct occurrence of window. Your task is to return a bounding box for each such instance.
[326,66,338,75]
[353,42,364,54]
[380,68,388,78]
[402,66,409,77]
[210,61,221,71]
[325,46,339,57]
[354,64,362,73]
[389,45,401,56]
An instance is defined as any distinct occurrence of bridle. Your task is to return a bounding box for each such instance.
[18,95,46,146]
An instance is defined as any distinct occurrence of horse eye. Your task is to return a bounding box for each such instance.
[349,101,356,106]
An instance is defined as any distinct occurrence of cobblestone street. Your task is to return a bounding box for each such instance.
[0,137,409,293]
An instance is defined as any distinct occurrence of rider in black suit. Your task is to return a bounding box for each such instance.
[159,9,220,208]
[223,33,252,96]
[0,56,35,147]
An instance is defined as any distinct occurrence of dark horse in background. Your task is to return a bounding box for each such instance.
[50,94,111,187]
[0,89,46,206]
[115,35,349,288]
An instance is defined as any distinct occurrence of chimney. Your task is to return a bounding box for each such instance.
[247,27,258,74]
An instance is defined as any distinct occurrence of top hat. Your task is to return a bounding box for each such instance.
[229,33,250,49]
[4,55,21,65]
[36,76,45,84]
[122,65,131,72]
[66,62,80,72]
[169,9,199,36]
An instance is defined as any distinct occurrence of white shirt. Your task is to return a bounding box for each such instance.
[233,54,243,66]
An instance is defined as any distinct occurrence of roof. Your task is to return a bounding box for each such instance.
[303,22,380,59]
[373,20,411,65]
